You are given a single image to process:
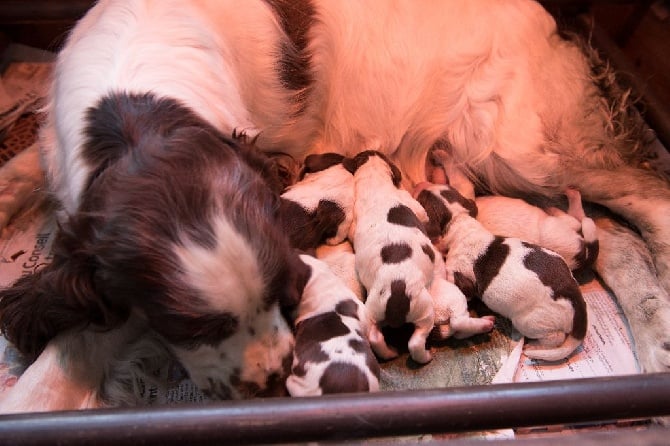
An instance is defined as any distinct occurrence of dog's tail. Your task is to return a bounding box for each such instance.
[573,216,600,271]
[0,228,128,360]
[523,334,584,362]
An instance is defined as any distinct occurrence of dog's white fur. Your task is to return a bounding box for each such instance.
[1,0,669,413]
[285,254,382,396]
[415,182,586,361]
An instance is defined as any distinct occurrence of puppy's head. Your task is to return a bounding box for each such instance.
[414,183,477,240]
[0,93,300,398]
[298,152,346,180]
[342,150,402,187]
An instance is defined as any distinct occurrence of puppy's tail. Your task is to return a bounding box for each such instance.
[523,334,584,362]
[573,216,600,271]
[0,236,127,359]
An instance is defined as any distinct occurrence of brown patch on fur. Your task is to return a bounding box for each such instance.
[279,198,346,250]
[319,362,369,393]
[416,189,451,241]
[385,280,410,328]
[380,242,413,264]
[473,237,509,295]
[342,150,403,187]
[299,152,346,179]
[335,299,359,320]
[421,243,435,263]
[522,243,587,339]
[387,204,425,234]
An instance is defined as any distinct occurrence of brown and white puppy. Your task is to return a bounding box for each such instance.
[315,241,366,301]
[415,182,587,361]
[343,150,437,364]
[280,153,354,250]
[429,149,599,272]
[285,254,386,396]
[474,190,599,272]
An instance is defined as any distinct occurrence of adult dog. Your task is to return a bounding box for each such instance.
[0,0,669,412]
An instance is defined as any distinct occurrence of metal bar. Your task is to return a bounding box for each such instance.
[0,373,667,445]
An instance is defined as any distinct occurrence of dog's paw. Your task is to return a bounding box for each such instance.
[635,304,670,374]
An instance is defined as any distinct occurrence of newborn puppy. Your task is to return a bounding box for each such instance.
[285,254,387,396]
[343,150,435,364]
[415,182,587,361]
[475,189,599,271]
[316,241,366,301]
[429,149,598,272]
[280,153,354,250]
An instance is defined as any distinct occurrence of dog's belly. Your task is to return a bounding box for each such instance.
[261,0,594,193]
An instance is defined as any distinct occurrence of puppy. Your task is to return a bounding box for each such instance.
[475,189,599,272]
[415,182,587,361]
[315,241,365,301]
[285,254,386,396]
[342,150,437,364]
[280,152,354,250]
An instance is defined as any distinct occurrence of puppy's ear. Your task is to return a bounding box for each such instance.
[387,158,403,188]
[277,252,313,325]
[0,240,128,359]
[300,153,345,179]
[341,151,371,175]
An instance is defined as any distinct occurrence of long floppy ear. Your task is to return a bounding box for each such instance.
[0,234,128,360]
[299,153,345,179]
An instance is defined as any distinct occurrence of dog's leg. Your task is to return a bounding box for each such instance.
[564,188,586,221]
[0,316,147,412]
[593,216,670,376]
[406,289,434,364]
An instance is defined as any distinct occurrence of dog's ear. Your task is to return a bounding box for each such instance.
[387,158,403,187]
[277,251,313,325]
[0,233,128,359]
[299,153,345,179]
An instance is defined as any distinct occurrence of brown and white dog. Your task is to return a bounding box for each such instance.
[285,254,383,396]
[0,0,669,412]
[415,182,587,361]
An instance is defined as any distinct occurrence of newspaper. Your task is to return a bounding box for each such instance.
[0,44,54,142]
[514,289,639,383]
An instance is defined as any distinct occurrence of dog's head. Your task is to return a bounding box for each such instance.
[414,183,478,241]
[0,93,301,399]
[342,150,403,187]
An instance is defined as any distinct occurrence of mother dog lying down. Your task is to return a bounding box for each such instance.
[1,0,670,411]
